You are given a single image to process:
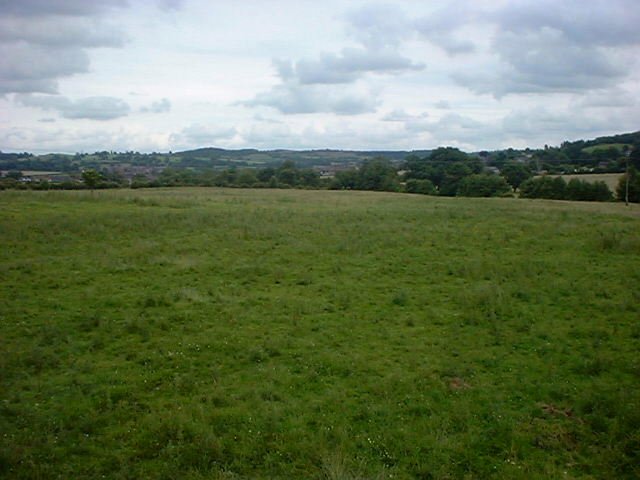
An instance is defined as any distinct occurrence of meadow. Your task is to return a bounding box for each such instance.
[552,173,624,191]
[1,188,639,479]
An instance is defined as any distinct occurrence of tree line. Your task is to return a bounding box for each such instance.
[2,147,638,202]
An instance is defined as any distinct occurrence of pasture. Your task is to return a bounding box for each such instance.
[554,173,624,191]
[1,188,639,479]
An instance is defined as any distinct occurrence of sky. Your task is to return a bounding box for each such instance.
[0,0,639,153]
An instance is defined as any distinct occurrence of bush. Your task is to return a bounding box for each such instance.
[520,176,567,199]
[520,176,613,202]
[566,179,612,201]
[456,174,511,197]
[405,178,436,195]
[616,167,640,203]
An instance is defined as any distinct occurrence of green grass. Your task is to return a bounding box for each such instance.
[1,188,639,479]
[547,173,624,191]
[581,143,629,154]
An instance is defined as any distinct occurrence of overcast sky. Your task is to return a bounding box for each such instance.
[1,0,638,153]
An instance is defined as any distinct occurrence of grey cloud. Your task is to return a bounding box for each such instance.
[0,44,89,80]
[246,5,424,116]
[349,1,639,96]
[0,1,127,95]
[141,98,171,113]
[240,123,297,149]
[454,29,624,97]
[386,111,489,146]
[495,29,622,88]
[346,4,412,50]
[156,0,185,11]
[273,59,295,80]
[252,114,284,125]
[501,107,633,140]
[434,100,450,109]
[453,0,639,96]
[17,94,131,120]
[240,122,413,151]
[276,48,423,85]
[427,114,485,140]
[413,6,477,55]
[0,44,90,95]
[306,48,421,84]
[170,124,237,148]
[62,97,130,120]
[0,0,127,17]
[382,109,428,122]
[493,0,640,47]
[249,28,422,115]
[573,88,638,109]
[38,118,56,123]
[245,84,377,115]
[0,126,164,154]
[0,79,58,95]
[347,2,476,55]
[0,17,126,48]
[399,106,640,150]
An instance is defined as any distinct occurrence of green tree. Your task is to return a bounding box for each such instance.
[404,147,481,194]
[456,174,511,197]
[439,162,472,196]
[429,147,470,164]
[519,176,567,199]
[566,179,612,202]
[405,178,436,195]
[629,146,640,170]
[236,169,258,187]
[356,158,399,191]
[130,174,150,189]
[330,169,358,190]
[500,163,532,191]
[276,161,299,187]
[81,169,102,191]
[299,169,320,188]
[616,167,640,203]
[256,167,276,183]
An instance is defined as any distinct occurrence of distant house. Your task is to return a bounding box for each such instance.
[313,162,359,178]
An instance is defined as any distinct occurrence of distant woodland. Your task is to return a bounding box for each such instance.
[1,130,639,202]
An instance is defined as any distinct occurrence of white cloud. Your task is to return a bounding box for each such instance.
[450,0,640,96]
[278,47,423,85]
[382,109,429,122]
[345,4,413,50]
[1,0,639,153]
[141,98,171,113]
[244,83,378,115]
[0,16,125,47]
[169,124,238,149]
[0,0,127,95]
[0,0,127,17]
[17,94,131,120]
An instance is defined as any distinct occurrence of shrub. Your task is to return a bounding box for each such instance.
[566,179,612,202]
[456,174,511,197]
[519,176,567,199]
[405,178,436,195]
[616,167,640,203]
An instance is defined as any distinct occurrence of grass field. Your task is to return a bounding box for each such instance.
[552,173,624,191]
[581,144,629,154]
[1,188,639,479]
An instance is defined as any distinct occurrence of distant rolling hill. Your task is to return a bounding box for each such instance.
[170,148,433,168]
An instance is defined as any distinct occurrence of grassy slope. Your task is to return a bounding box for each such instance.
[1,188,639,479]
[554,173,624,191]
[581,144,629,154]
